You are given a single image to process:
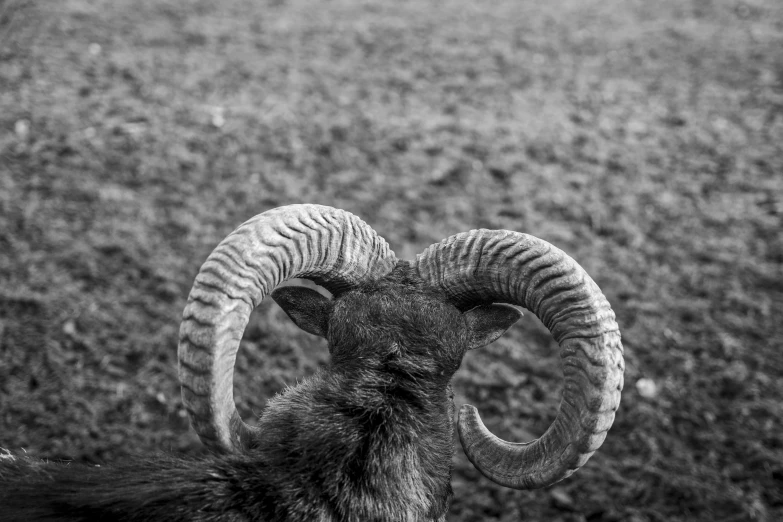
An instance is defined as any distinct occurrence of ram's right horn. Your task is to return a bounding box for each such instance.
[178,204,398,453]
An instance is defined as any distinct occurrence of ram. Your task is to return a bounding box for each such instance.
[0,204,624,521]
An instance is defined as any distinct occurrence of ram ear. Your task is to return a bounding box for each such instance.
[464,304,522,350]
[271,287,333,338]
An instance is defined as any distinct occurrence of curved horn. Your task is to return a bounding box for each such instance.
[414,230,623,489]
[179,204,397,453]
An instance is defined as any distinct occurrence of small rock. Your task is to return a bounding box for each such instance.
[635,378,658,398]
[63,320,77,337]
[14,119,29,138]
[209,106,226,128]
[550,487,576,511]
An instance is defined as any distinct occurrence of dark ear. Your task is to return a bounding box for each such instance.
[464,304,522,350]
[271,287,333,338]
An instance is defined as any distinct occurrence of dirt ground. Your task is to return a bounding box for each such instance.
[1,0,781,520]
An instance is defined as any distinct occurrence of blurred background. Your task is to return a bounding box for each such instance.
[1,0,781,520]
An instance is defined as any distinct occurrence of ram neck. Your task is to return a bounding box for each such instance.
[254,369,454,521]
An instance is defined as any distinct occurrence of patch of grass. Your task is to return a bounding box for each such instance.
[1,0,781,519]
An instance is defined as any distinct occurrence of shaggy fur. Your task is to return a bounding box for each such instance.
[0,262,517,521]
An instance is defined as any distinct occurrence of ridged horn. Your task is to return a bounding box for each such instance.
[414,230,623,489]
[178,204,397,453]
